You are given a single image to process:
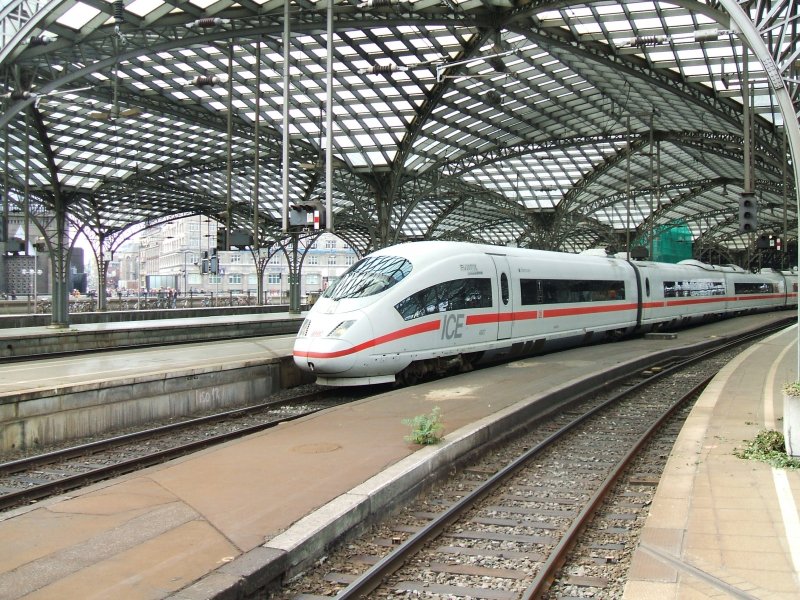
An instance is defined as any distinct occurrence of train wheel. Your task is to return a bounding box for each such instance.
[460,352,483,372]
[605,328,626,342]
[397,362,426,386]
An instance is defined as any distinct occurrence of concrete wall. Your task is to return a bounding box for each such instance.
[0,356,314,451]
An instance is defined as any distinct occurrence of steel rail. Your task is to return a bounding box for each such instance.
[521,374,712,598]
[0,392,335,512]
[0,392,333,476]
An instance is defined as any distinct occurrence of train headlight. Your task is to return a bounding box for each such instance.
[328,320,356,338]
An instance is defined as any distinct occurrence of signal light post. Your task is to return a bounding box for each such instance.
[738,192,757,233]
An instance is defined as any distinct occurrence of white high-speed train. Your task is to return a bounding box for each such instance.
[293,241,796,386]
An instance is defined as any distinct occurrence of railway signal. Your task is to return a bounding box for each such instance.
[738,192,757,233]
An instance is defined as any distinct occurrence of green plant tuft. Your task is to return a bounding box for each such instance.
[734,429,800,469]
[783,381,800,397]
[402,406,444,445]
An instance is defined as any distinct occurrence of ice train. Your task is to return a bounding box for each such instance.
[293,241,796,386]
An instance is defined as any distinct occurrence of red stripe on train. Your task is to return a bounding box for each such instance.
[466,310,538,325]
[542,303,639,318]
[664,294,786,307]
[295,319,440,359]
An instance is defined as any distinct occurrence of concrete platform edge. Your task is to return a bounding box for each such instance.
[623,325,800,599]
[0,315,305,360]
[1,355,314,451]
[1,355,290,402]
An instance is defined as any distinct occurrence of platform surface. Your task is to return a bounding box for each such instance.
[624,324,800,599]
[0,328,297,397]
[0,312,797,599]
[0,311,305,361]
[0,312,299,339]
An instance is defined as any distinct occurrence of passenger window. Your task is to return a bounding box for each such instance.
[394,278,492,321]
[501,273,509,305]
[322,255,411,300]
[519,278,625,304]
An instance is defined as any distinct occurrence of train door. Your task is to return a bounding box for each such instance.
[490,254,513,339]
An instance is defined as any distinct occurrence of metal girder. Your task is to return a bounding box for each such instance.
[0,0,797,263]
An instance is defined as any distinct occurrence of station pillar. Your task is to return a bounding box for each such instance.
[288,233,302,314]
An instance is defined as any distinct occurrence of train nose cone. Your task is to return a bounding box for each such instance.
[293,314,369,375]
[293,339,357,374]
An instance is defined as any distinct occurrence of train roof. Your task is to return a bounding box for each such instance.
[370,243,799,277]
[373,241,582,261]
[374,241,700,266]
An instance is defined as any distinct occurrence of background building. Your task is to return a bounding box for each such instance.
[4,213,357,303]
[2,212,87,298]
[133,217,357,302]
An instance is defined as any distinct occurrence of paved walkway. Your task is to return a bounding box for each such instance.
[625,325,800,599]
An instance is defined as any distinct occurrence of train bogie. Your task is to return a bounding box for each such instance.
[293,241,795,386]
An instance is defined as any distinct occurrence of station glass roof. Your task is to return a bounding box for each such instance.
[0,0,798,262]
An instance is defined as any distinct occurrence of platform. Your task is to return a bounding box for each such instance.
[0,330,306,451]
[624,323,800,599]
[0,311,305,359]
[0,312,796,599]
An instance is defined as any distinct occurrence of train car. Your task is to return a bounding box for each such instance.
[293,241,795,386]
[635,260,791,328]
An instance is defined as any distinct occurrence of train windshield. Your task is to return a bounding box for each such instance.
[322,255,412,300]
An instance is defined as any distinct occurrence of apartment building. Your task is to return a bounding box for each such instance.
[134,218,357,301]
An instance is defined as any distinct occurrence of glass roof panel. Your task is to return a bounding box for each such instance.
[127,0,163,18]
[55,3,100,30]
[0,0,795,258]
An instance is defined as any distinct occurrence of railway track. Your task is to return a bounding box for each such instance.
[270,321,787,599]
[0,387,360,513]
